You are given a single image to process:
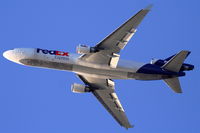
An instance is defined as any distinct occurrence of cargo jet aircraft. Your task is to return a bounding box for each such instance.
[3,5,194,129]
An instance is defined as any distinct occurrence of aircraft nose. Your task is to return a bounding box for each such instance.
[3,50,14,60]
[3,48,35,64]
[3,49,22,64]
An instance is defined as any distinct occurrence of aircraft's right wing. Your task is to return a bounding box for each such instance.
[77,75,133,129]
[80,5,152,65]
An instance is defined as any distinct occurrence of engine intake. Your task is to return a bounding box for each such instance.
[76,44,98,54]
[71,83,90,93]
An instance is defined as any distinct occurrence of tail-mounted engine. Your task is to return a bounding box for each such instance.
[71,83,91,93]
[76,44,98,54]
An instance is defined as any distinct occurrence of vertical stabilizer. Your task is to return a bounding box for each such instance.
[163,77,182,93]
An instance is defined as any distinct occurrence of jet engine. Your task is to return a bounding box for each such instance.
[76,44,98,54]
[180,63,194,71]
[71,83,91,93]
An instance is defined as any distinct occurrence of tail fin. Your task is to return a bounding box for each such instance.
[163,77,182,93]
[162,50,190,72]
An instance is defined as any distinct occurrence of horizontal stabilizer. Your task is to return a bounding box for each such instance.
[162,50,190,72]
[163,77,182,93]
[164,52,191,61]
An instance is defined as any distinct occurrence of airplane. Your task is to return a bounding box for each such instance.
[3,5,194,129]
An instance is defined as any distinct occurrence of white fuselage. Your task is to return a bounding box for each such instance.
[3,48,167,80]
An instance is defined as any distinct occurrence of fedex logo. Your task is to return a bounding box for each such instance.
[37,48,69,56]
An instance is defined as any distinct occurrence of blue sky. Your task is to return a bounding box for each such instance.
[1,0,199,132]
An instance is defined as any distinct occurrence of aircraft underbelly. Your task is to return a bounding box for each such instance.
[72,64,129,79]
[18,58,166,80]
[19,59,73,71]
[72,65,166,80]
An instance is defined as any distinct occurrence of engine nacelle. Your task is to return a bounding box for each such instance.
[180,63,194,71]
[71,83,90,93]
[76,44,98,54]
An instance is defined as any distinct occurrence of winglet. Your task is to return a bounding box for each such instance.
[144,4,153,10]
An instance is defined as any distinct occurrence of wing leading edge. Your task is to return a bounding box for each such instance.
[77,75,133,129]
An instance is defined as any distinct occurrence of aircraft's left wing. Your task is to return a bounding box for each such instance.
[77,75,133,129]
